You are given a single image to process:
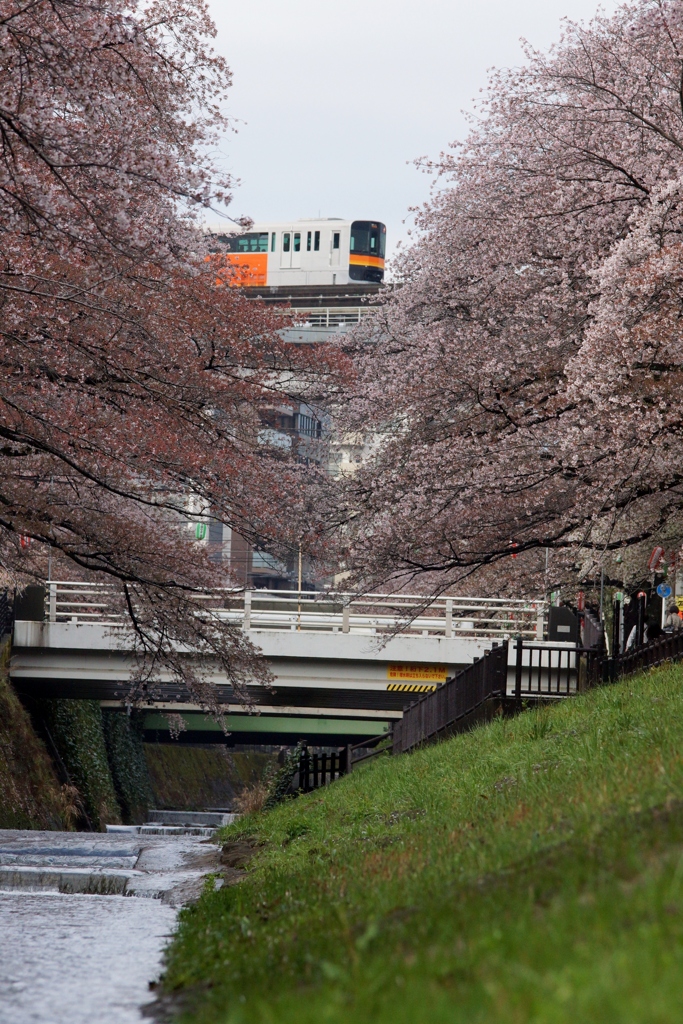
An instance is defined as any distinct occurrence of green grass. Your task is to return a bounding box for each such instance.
[163,665,683,1023]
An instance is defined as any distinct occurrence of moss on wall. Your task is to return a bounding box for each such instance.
[0,644,66,830]
[31,699,121,830]
[144,744,276,810]
[102,710,153,824]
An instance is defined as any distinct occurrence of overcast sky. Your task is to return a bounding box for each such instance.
[206,0,620,257]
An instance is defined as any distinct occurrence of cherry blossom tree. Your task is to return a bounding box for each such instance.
[0,0,345,705]
[339,0,683,598]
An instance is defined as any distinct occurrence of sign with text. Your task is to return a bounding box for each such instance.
[387,664,447,683]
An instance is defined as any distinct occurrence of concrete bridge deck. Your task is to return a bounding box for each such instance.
[11,584,548,743]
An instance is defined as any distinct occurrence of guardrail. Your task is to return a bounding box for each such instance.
[293,307,371,327]
[36,582,547,640]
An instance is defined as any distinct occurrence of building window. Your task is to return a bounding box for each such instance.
[283,232,290,252]
[307,231,312,251]
[296,413,322,438]
[314,231,320,251]
[333,232,340,249]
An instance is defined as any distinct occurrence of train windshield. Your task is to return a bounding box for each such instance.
[221,232,269,253]
[350,221,386,258]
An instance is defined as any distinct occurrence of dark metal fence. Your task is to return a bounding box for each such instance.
[609,629,683,680]
[297,747,349,793]
[512,638,602,699]
[291,625,682,785]
[513,639,575,698]
[392,642,509,755]
[392,639,609,756]
[294,734,394,792]
[0,590,13,638]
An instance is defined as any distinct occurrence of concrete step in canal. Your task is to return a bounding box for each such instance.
[105,809,237,837]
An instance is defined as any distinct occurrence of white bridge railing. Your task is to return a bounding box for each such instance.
[41,582,546,640]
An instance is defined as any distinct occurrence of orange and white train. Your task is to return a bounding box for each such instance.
[205,218,386,288]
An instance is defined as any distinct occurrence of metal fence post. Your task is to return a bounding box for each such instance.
[515,636,524,703]
[578,651,586,693]
[299,748,309,793]
[344,743,352,774]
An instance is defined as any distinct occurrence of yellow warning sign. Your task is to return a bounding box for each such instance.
[387,664,447,683]
[676,597,683,612]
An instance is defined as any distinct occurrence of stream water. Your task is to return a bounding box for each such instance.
[0,826,224,1023]
[0,891,175,1024]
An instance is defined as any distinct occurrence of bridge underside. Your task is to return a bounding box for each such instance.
[140,711,391,746]
[12,677,418,713]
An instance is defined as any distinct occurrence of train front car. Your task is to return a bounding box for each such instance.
[206,218,386,288]
[349,221,386,283]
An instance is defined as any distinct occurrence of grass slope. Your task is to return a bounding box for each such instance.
[164,665,683,1023]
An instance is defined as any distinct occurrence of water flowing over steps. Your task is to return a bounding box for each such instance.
[106,809,237,837]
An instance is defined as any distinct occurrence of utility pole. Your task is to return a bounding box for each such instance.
[297,542,302,631]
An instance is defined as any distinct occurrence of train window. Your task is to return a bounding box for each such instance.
[283,232,291,252]
[223,232,269,253]
[314,231,320,251]
[333,232,340,249]
[350,221,386,259]
[306,231,312,252]
[271,232,276,252]
[293,232,301,252]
